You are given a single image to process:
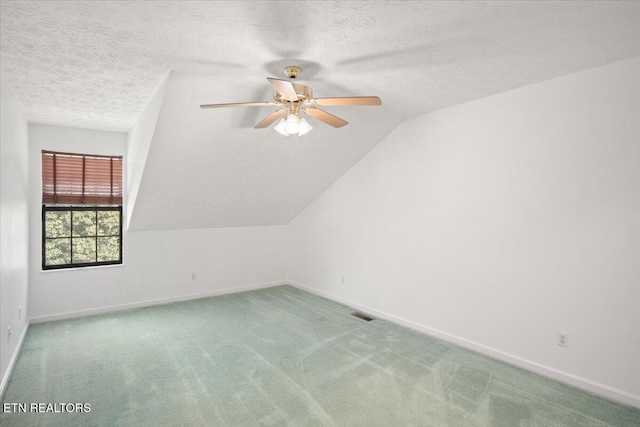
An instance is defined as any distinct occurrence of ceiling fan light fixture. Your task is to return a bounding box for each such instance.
[274,115,313,136]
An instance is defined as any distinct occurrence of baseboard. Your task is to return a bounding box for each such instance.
[30,281,287,324]
[0,320,30,400]
[288,281,640,410]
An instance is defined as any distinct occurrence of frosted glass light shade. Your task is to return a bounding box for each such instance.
[273,118,288,136]
[298,118,313,136]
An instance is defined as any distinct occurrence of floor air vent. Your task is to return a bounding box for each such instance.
[351,312,375,322]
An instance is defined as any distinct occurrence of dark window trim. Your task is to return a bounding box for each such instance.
[42,205,123,271]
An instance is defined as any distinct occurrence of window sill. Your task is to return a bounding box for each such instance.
[41,263,125,273]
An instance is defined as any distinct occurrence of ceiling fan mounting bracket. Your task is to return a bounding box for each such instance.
[283,66,302,79]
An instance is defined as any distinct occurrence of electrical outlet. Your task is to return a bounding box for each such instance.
[341,277,345,284]
[557,331,569,347]
[192,273,196,280]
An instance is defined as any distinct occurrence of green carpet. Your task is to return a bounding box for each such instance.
[1,285,639,426]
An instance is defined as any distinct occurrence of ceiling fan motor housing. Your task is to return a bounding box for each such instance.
[273,82,313,104]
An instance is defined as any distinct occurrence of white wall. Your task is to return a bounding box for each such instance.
[28,123,285,320]
[0,78,30,392]
[286,57,640,406]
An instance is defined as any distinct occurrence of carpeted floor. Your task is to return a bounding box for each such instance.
[1,285,639,426]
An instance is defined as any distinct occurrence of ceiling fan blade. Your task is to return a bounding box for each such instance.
[304,108,349,128]
[312,96,382,106]
[267,78,298,101]
[254,109,286,128]
[200,101,275,109]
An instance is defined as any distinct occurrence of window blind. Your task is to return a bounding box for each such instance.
[42,151,123,205]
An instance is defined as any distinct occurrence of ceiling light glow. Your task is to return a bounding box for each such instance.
[285,115,300,134]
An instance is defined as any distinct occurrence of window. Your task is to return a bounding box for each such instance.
[42,151,123,270]
[43,206,122,269]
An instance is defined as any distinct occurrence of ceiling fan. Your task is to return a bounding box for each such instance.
[200,66,382,136]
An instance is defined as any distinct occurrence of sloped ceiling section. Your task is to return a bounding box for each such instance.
[126,73,169,230]
[128,71,401,230]
[1,1,639,230]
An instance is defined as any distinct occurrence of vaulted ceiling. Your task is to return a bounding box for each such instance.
[2,1,639,230]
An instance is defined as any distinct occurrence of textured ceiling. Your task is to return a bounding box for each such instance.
[1,1,639,230]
